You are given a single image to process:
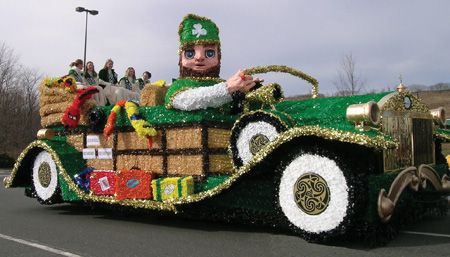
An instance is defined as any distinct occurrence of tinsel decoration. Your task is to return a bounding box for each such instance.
[115,169,152,200]
[230,111,288,167]
[31,151,59,202]
[103,100,157,149]
[73,167,94,192]
[62,86,99,129]
[278,153,349,233]
[43,76,77,93]
[243,65,319,98]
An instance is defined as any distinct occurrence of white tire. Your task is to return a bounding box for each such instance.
[236,121,280,164]
[279,153,349,234]
[32,151,59,202]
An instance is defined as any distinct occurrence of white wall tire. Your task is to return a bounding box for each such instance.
[32,151,60,203]
[230,112,287,167]
[279,153,349,235]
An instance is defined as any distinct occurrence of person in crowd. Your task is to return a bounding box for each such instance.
[97,58,132,104]
[98,59,118,86]
[68,59,86,87]
[118,67,140,101]
[84,61,107,106]
[137,71,152,89]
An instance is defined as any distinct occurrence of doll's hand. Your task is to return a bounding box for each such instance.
[226,70,256,94]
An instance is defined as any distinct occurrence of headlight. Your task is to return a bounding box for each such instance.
[346,101,381,127]
[430,107,445,126]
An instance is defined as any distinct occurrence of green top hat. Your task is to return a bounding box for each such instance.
[179,14,220,49]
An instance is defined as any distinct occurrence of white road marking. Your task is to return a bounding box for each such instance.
[401,231,450,238]
[0,233,82,257]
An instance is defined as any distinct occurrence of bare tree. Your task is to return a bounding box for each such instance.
[333,53,365,96]
[0,43,41,158]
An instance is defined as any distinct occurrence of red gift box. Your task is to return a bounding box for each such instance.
[90,170,116,196]
[115,169,152,200]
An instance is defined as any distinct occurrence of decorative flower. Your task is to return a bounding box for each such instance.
[192,23,207,38]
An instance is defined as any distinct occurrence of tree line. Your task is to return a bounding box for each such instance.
[0,43,41,163]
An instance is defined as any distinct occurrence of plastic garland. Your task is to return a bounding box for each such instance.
[43,76,77,93]
[61,86,99,129]
[104,100,158,148]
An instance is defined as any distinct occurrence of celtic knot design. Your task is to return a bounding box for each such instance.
[38,162,52,188]
[294,173,330,215]
[249,134,270,155]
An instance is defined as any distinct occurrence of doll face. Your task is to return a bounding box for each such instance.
[181,44,219,72]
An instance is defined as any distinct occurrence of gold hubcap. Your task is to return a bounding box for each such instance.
[249,134,270,155]
[294,173,330,215]
[38,162,52,188]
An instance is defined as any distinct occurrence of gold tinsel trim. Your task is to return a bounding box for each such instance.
[177,76,225,82]
[243,65,319,98]
[5,126,396,210]
[380,91,429,114]
[166,126,397,206]
[5,141,175,211]
[165,87,192,109]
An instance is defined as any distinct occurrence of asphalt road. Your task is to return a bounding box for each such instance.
[1,169,449,257]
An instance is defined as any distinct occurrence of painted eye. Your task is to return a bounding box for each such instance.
[184,49,195,59]
[205,49,215,58]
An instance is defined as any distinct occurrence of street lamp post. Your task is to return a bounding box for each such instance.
[75,7,99,72]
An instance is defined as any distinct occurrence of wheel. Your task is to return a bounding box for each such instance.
[31,151,61,204]
[230,111,287,167]
[276,139,370,242]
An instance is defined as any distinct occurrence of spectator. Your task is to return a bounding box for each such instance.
[68,59,86,87]
[138,71,152,89]
[118,67,140,101]
[84,61,107,106]
[98,59,118,86]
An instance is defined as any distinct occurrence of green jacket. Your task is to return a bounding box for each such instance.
[99,68,118,84]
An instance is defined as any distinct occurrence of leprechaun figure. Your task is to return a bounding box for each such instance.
[165,14,258,111]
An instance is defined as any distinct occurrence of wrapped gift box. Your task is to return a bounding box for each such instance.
[152,176,194,201]
[89,170,116,196]
[115,169,152,200]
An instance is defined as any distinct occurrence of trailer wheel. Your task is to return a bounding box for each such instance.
[31,151,61,204]
[276,139,369,242]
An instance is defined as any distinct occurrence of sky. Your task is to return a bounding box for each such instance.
[1,0,450,96]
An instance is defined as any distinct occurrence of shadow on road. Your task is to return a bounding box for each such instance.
[45,202,449,250]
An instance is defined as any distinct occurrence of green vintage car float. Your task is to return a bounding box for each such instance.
[4,66,450,243]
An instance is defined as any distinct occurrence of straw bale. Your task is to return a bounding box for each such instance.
[167,155,203,175]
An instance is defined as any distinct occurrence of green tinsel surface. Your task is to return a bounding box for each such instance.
[275,92,392,136]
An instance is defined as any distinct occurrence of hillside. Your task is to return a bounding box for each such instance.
[415,89,450,119]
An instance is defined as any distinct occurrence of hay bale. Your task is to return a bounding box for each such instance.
[167,155,203,175]
[209,154,233,173]
[116,154,164,174]
[86,159,113,171]
[208,128,230,148]
[140,84,168,106]
[166,127,202,149]
[116,131,162,150]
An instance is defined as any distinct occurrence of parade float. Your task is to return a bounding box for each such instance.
[4,14,450,244]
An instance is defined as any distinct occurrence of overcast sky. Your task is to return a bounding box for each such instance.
[1,0,449,96]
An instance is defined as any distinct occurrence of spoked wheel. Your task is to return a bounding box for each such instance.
[31,151,62,204]
[276,139,369,242]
